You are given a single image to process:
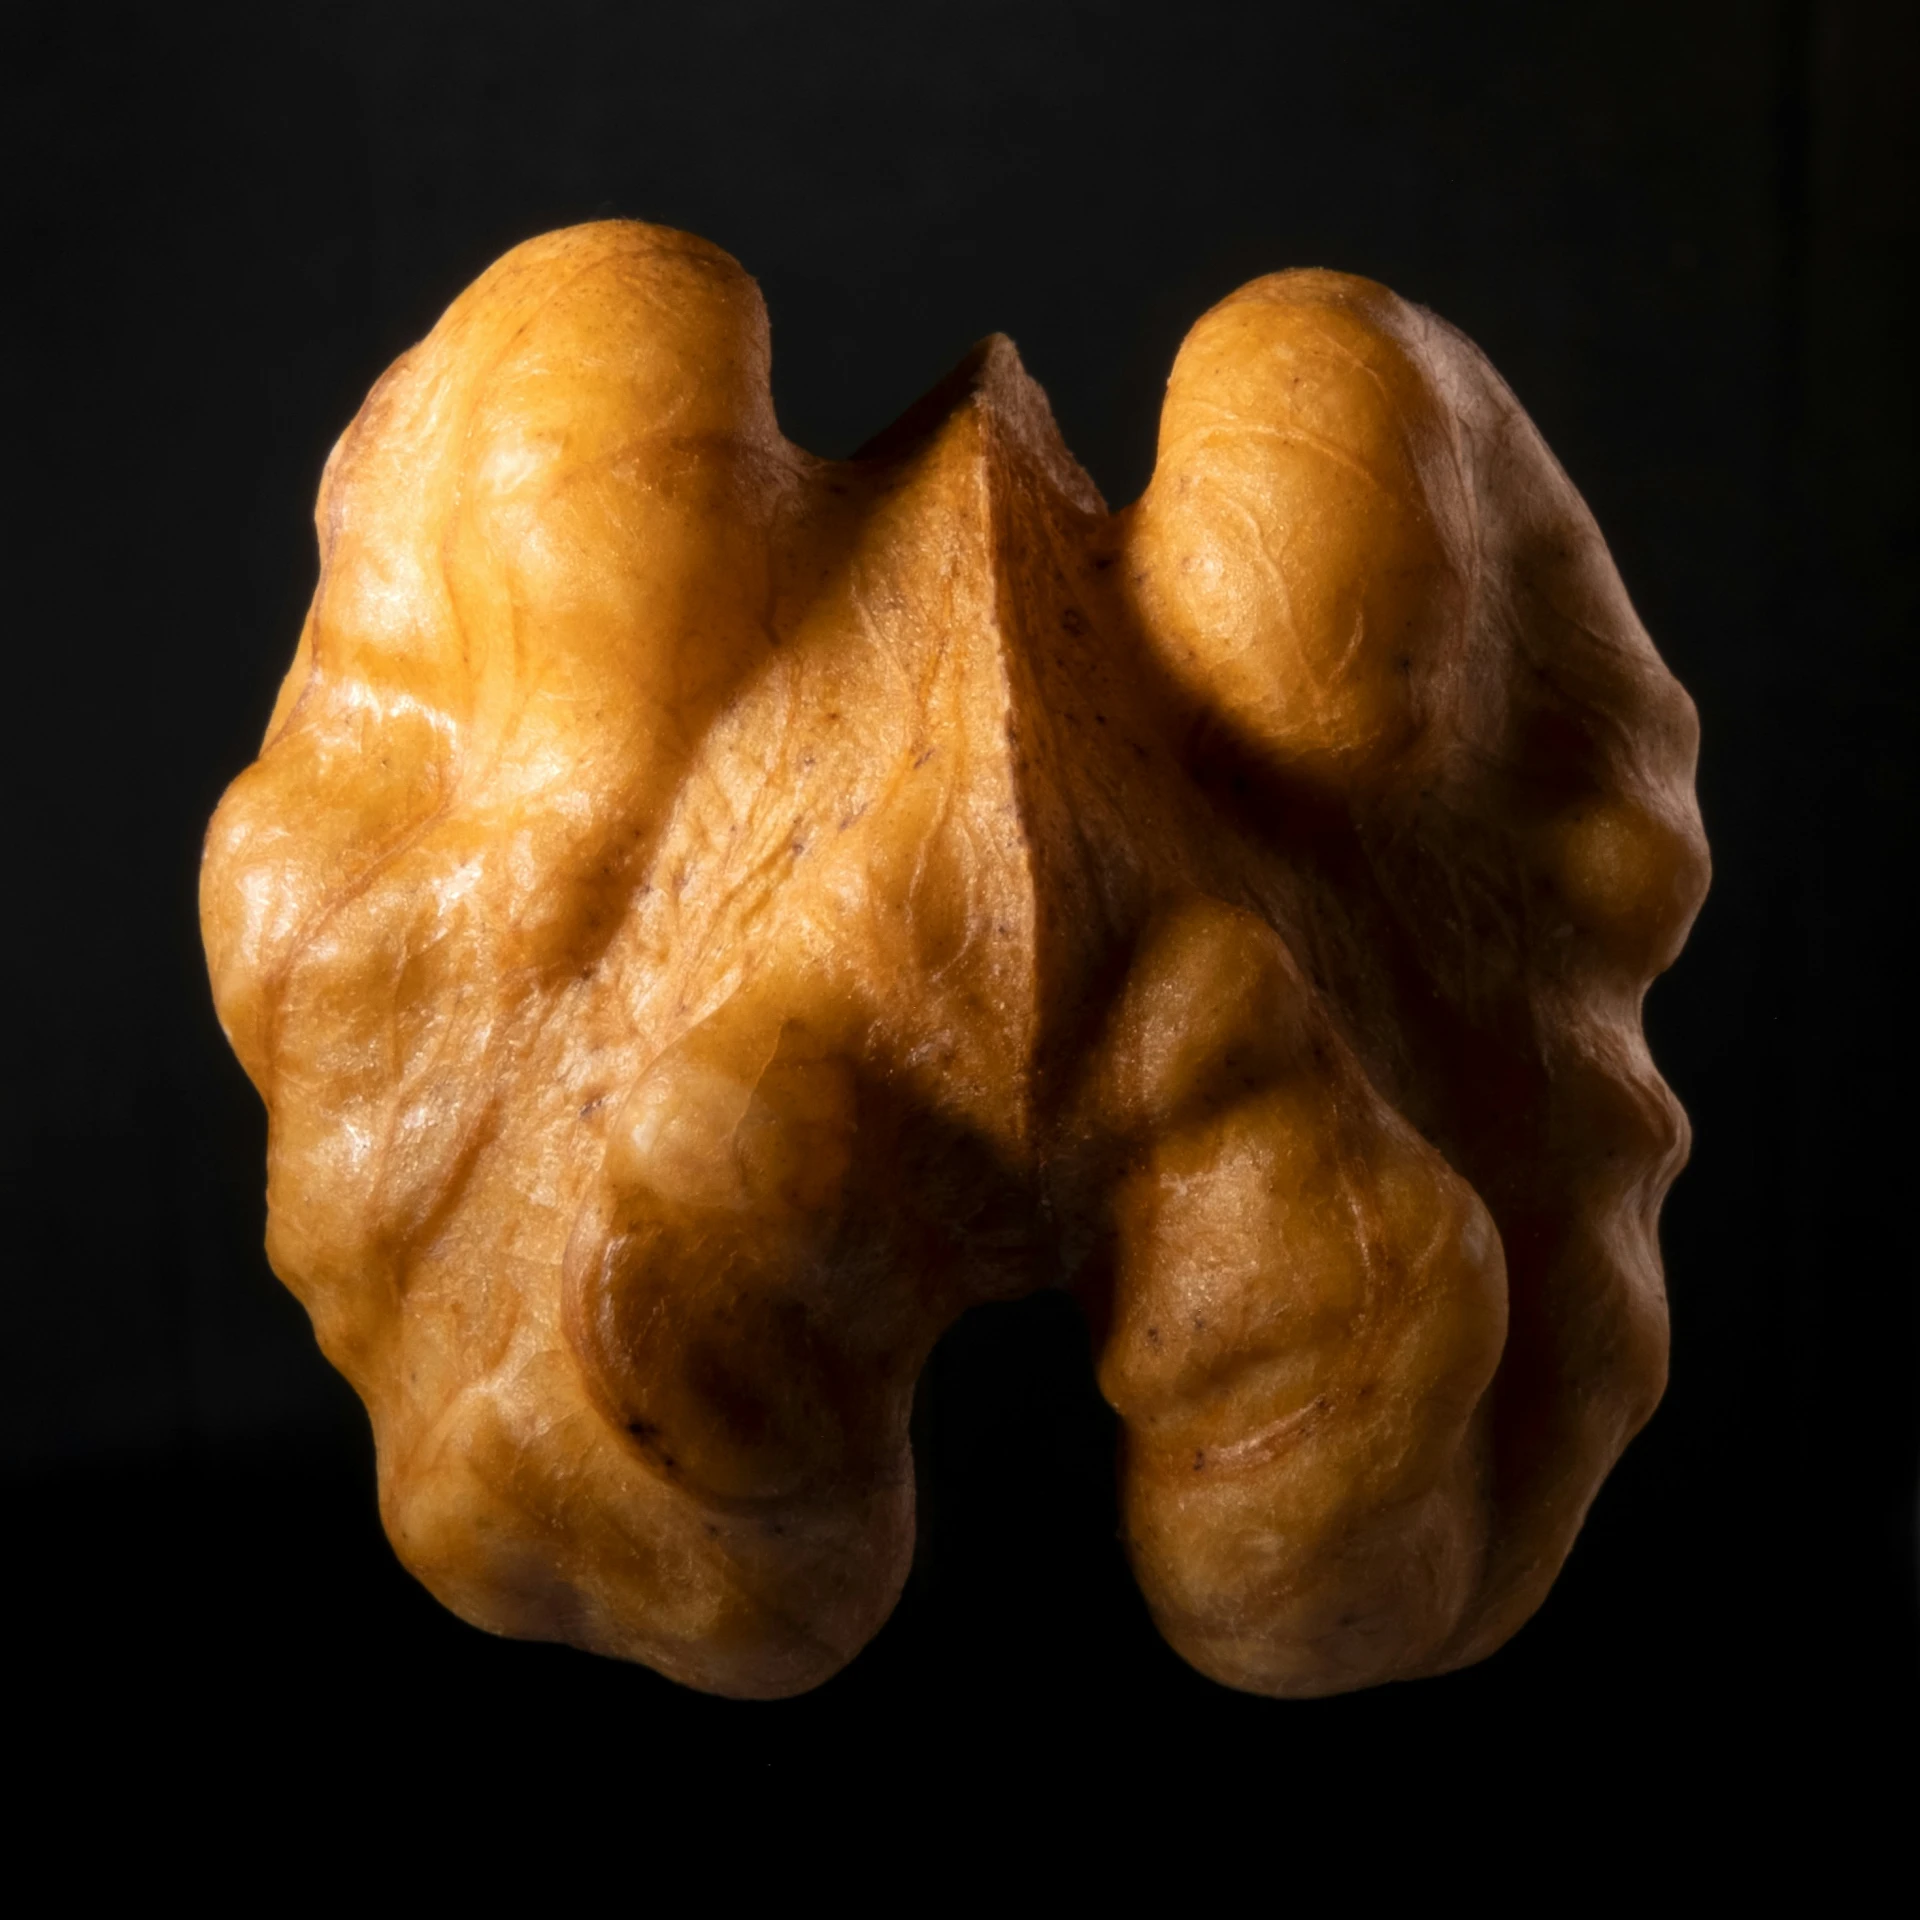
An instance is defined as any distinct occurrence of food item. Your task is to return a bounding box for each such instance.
[201,221,1708,1698]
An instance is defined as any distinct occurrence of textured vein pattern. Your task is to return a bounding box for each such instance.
[202,224,1708,1697]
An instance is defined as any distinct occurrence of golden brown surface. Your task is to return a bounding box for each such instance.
[201,222,1708,1698]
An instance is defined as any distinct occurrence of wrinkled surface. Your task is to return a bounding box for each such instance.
[201,222,1708,1698]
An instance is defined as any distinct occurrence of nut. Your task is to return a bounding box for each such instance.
[201,223,1708,1698]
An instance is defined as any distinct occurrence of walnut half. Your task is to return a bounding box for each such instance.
[201,222,1708,1699]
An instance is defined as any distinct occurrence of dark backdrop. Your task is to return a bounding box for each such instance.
[7,0,1915,1766]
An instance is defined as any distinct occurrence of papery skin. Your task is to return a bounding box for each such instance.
[201,223,1708,1698]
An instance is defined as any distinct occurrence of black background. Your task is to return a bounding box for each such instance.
[7,0,1915,1769]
